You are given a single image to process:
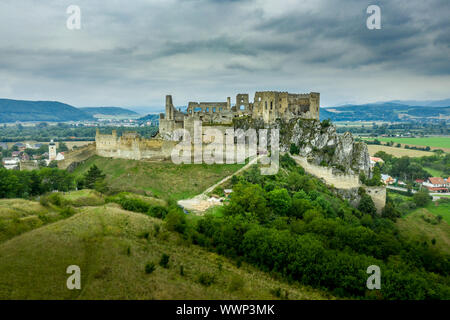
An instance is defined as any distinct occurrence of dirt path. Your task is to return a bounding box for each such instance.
[177,156,260,214]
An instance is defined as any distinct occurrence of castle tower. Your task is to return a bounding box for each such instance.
[49,139,57,161]
[166,95,174,120]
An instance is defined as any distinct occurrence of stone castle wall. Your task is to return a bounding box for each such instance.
[57,143,96,170]
[292,155,386,213]
[95,130,177,161]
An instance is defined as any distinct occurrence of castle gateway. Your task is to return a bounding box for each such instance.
[159,91,320,139]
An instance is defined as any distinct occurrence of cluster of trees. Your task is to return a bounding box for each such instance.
[0,124,158,142]
[337,122,449,136]
[374,152,434,182]
[175,154,449,299]
[0,164,112,199]
[0,167,75,198]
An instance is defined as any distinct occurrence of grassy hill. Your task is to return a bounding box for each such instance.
[73,156,245,200]
[79,107,139,118]
[0,204,330,299]
[0,99,93,123]
[397,207,450,255]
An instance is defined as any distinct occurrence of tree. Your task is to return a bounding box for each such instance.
[289,143,300,155]
[165,209,187,234]
[225,182,269,222]
[358,194,377,216]
[267,188,291,216]
[57,142,69,153]
[83,164,106,189]
[413,189,431,207]
[367,166,382,186]
[381,202,400,221]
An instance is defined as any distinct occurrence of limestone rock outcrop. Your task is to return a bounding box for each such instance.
[278,119,371,177]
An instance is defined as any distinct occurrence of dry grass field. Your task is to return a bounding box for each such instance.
[367,145,434,157]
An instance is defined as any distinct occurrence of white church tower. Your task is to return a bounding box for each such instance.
[49,140,57,161]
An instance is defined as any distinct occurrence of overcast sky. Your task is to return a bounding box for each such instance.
[0,0,449,111]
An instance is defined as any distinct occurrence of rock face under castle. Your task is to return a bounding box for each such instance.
[159,91,320,139]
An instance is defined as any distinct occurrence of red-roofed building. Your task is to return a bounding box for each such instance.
[369,157,384,168]
[423,177,448,193]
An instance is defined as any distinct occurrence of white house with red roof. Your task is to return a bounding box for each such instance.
[423,177,449,193]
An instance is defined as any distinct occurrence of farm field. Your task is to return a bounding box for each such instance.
[0,204,330,300]
[367,145,434,157]
[424,167,444,177]
[363,137,450,150]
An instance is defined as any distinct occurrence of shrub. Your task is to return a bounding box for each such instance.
[197,273,215,286]
[145,262,156,274]
[60,206,76,218]
[358,194,377,216]
[413,189,431,207]
[289,143,300,155]
[228,275,245,292]
[165,209,187,234]
[159,253,170,268]
[148,205,168,219]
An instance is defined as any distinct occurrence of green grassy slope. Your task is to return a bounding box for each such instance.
[0,199,61,242]
[0,204,330,300]
[73,156,245,200]
[397,208,450,255]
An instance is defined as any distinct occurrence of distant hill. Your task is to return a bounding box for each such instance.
[320,103,450,122]
[0,99,93,123]
[80,107,139,117]
[137,114,160,122]
[383,98,450,107]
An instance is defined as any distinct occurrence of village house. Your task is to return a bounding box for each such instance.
[369,156,384,168]
[423,177,449,193]
[2,157,20,170]
[381,174,394,185]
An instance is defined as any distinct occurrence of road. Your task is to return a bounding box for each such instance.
[387,185,449,201]
[177,156,261,214]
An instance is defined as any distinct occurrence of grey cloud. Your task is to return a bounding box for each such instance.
[0,0,448,107]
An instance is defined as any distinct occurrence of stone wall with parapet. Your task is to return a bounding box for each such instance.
[58,143,96,170]
[292,155,385,213]
[95,130,177,161]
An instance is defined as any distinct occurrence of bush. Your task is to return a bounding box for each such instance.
[358,194,377,216]
[159,254,170,268]
[413,189,431,207]
[60,206,76,218]
[145,262,156,274]
[148,205,168,219]
[289,143,300,155]
[197,273,215,286]
[165,209,187,234]
[228,275,245,292]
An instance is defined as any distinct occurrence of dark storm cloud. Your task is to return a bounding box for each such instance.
[0,0,448,107]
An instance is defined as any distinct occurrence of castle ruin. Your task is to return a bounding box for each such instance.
[159,91,320,139]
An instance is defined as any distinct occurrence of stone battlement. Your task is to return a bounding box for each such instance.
[95,129,177,161]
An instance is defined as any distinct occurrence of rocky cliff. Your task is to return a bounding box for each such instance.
[277,118,372,177]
